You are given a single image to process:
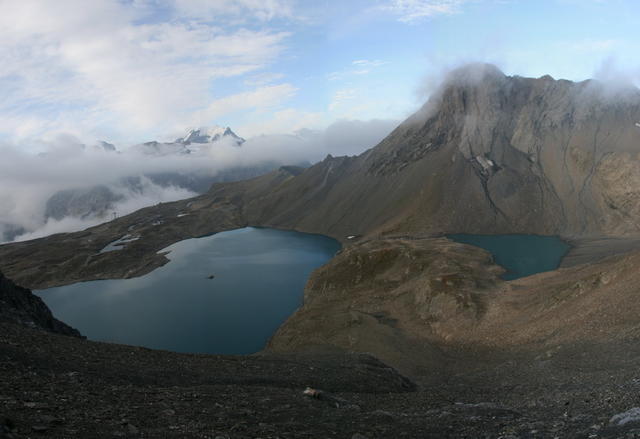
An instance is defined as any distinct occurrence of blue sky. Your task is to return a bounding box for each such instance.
[1,0,639,146]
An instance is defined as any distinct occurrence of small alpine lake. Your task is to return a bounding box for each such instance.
[446,234,570,280]
[35,227,341,354]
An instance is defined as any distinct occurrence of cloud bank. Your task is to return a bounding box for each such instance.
[0,119,397,242]
[0,0,296,143]
[380,0,473,23]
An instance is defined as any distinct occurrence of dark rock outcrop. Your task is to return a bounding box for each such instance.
[0,271,81,337]
[45,185,124,220]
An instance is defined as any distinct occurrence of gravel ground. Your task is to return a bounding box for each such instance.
[5,322,640,438]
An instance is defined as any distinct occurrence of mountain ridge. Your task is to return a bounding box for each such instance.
[204,63,640,239]
[176,125,244,145]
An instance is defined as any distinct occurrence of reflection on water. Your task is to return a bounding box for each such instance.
[36,227,340,354]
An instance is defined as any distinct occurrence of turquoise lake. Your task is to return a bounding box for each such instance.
[35,227,340,354]
[447,234,570,280]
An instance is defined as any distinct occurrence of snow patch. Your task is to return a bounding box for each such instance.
[100,234,140,253]
[475,155,495,170]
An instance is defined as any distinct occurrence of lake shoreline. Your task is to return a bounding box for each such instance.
[446,233,570,280]
[35,227,340,355]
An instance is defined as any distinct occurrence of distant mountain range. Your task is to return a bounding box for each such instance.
[42,125,301,224]
[176,126,245,146]
[133,126,245,156]
[0,125,302,242]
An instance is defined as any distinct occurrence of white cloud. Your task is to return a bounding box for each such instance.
[0,0,293,142]
[328,59,388,81]
[327,71,346,81]
[592,56,640,90]
[10,177,198,243]
[329,89,357,112]
[195,84,298,125]
[352,59,387,68]
[244,72,286,87]
[381,0,472,23]
[293,118,400,160]
[558,39,619,52]
[168,0,296,22]
[239,108,325,137]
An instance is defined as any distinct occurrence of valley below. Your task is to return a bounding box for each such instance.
[5,65,640,437]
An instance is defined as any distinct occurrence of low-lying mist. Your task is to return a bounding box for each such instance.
[0,118,398,243]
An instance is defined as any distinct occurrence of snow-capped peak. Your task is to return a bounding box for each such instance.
[176,125,244,145]
[187,125,225,139]
[133,125,245,157]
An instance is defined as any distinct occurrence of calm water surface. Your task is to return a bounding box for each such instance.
[36,227,340,354]
[447,234,570,280]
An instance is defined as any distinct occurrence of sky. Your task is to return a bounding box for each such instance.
[2,0,640,147]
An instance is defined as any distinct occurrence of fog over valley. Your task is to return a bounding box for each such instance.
[0,119,397,242]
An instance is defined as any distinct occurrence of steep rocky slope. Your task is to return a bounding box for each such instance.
[208,64,640,239]
[0,271,80,337]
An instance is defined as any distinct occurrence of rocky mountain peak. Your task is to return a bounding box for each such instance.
[188,65,640,240]
[445,62,506,85]
[176,126,245,146]
[403,64,640,161]
[97,140,117,152]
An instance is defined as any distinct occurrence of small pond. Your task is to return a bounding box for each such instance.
[447,234,570,280]
[35,227,340,354]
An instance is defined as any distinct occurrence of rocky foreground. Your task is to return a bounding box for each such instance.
[6,240,640,438]
[5,315,640,438]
